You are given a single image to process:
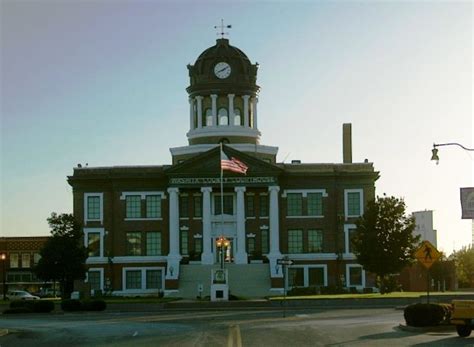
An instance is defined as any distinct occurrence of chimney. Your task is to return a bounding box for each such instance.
[343,123,352,163]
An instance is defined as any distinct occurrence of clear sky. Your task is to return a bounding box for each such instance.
[1,1,472,254]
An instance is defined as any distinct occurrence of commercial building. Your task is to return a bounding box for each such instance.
[68,37,379,298]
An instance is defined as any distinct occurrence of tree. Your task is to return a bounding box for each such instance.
[34,213,87,298]
[450,245,474,288]
[352,195,420,293]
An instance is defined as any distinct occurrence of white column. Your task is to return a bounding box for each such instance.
[196,96,203,129]
[268,185,282,277]
[234,186,247,264]
[167,187,181,279]
[228,94,235,126]
[211,94,218,126]
[252,96,258,129]
[189,97,194,130]
[201,187,214,264]
[242,95,250,128]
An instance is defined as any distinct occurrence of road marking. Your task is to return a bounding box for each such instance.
[133,331,138,337]
[227,324,242,347]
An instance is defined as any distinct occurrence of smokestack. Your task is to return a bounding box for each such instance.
[343,123,352,163]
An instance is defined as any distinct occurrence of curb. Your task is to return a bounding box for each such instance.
[398,324,455,333]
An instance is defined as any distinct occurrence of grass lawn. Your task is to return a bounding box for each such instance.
[268,291,465,301]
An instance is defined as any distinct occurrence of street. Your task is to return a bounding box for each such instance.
[1,307,472,346]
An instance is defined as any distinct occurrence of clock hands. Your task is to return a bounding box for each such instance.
[218,66,230,74]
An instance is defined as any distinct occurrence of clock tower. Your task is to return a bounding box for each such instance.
[170,37,278,164]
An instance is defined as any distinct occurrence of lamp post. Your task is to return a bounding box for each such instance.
[216,236,230,270]
[1,253,6,301]
[431,143,474,164]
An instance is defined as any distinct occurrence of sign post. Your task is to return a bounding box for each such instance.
[277,257,294,318]
[414,240,441,304]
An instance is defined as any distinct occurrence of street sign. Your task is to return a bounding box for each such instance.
[277,258,294,266]
[415,240,441,269]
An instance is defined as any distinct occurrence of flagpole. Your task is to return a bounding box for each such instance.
[220,142,225,270]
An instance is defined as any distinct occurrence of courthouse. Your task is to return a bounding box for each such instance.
[68,36,379,298]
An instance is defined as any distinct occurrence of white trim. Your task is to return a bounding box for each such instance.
[84,193,104,224]
[169,143,279,157]
[287,253,337,260]
[346,264,366,289]
[112,256,167,264]
[246,233,256,238]
[287,264,328,287]
[344,224,357,254]
[282,189,328,198]
[86,267,104,291]
[120,191,166,200]
[260,225,269,230]
[122,266,166,294]
[344,189,364,219]
[84,227,105,259]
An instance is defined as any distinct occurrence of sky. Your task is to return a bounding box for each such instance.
[1,0,472,255]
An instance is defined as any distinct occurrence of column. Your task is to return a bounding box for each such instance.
[211,94,218,126]
[228,94,235,126]
[167,187,181,279]
[201,187,214,264]
[242,95,250,128]
[189,97,194,130]
[195,96,203,129]
[234,186,247,264]
[268,185,282,277]
[252,96,258,129]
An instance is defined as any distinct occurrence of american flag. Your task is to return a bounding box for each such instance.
[221,150,248,175]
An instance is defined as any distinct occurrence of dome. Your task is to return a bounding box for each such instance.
[186,38,259,95]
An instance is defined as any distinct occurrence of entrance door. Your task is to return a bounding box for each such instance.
[214,237,234,265]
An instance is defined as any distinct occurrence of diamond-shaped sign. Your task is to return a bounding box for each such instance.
[415,240,441,269]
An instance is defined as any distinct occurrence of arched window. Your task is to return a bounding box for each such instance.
[233,109,242,126]
[205,109,213,126]
[218,108,228,126]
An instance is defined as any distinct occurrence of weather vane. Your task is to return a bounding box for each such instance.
[214,19,232,39]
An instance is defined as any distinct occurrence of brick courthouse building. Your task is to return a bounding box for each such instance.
[68,37,379,298]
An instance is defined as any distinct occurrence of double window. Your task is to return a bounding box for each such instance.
[214,195,233,215]
[288,229,324,253]
[123,192,163,219]
[286,191,325,217]
[123,268,163,291]
[288,266,327,288]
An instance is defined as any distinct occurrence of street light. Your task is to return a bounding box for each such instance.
[1,253,6,301]
[431,143,474,164]
[216,236,230,270]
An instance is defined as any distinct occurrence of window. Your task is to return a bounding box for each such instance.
[21,253,30,268]
[146,232,161,256]
[87,196,101,220]
[180,231,189,255]
[146,269,162,289]
[214,195,233,215]
[126,195,141,218]
[126,232,142,256]
[345,190,363,217]
[288,229,303,253]
[348,228,357,253]
[88,271,101,291]
[261,230,269,254]
[179,196,189,218]
[205,109,213,126]
[218,108,228,125]
[193,196,202,218]
[287,193,303,216]
[259,195,268,217]
[126,270,142,289]
[33,253,41,265]
[307,193,323,216]
[10,253,18,268]
[309,268,325,286]
[247,237,255,255]
[246,195,255,217]
[308,229,323,253]
[288,268,304,287]
[194,238,202,255]
[146,195,161,218]
[348,266,363,287]
[87,232,101,257]
[233,109,242,125]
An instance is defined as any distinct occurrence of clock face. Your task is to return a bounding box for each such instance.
[214,62,231,79]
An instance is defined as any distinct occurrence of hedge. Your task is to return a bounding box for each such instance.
[8,300,54,313]
[61,299,106,312]
[404,303,452,327]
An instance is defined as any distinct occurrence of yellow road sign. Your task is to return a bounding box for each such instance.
[415,240,441,269]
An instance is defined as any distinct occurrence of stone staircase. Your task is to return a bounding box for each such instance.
[177,263,272,299]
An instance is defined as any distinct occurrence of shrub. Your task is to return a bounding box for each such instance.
[287,286,321,296]
[32,300,55,313]
[363,287,374,294]
[404,303,450,327]
[82,299,106,311]
[61,299,83,312]
[320,286,347,295]
[10,300,33,309]
[3,307,32,314]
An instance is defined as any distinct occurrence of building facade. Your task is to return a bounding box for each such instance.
[68,38,379,298]
[412,210,437,248]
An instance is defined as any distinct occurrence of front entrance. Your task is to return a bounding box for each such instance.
[214,237,234,265]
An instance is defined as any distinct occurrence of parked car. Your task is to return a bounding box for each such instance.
[451,300,474,337]
[7,290,40,301]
